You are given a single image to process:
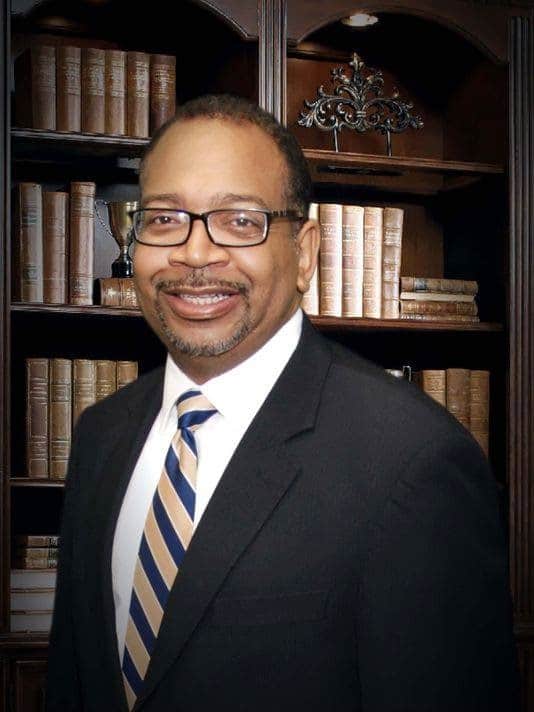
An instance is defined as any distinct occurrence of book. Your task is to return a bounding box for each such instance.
[14,45,56,130]
[341,204,364,317]
[400,277,478,295]
[127,51,150,138]
[400,300,478,317]
[26,358,49,478]
[10,610,54,633]
[43,191,69,304]
[10,569,57,588]
[96,360,117,401]
[81,47,106,134]
[470,370,490,457]
[13,182,43,303]
[446,368,471,430]
[399,314,480,323]
[105,49,127,136]
[73,359,97,427]
[97,277,138,307]
[381,207,403,319]
[56,46,81,132]
[150,53,176,134]
[69,181,95,305]
[49,358,72,480]
[11,588,56,612]
[400,291,475,303]
[13,553,58,569]
[318,203,343,317]
[15,535,59,547]
[421,370,447,407]
[362,206,383,319]
[15,546,58,560]
[117,361,139,389]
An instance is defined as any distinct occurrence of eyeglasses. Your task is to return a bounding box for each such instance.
[130,208,304,248]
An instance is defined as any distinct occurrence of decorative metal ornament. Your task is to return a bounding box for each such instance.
[298,52,424,156]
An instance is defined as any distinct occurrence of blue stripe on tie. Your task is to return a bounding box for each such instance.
[176,389,201,406]
[139,535,169,609]
[164,447,196,519]
[123,646,144,696]
[152,489,187,568]
[129,589,156,654]
[180,427,197,458]
[179,409,217,430]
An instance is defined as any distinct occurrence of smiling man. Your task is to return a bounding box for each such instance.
[46,95,518,712]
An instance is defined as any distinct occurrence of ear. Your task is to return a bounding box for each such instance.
[295,218,321,295]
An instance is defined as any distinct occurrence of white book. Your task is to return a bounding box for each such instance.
[11,587,56,611]
[11,610,53,633]
[10,568,57,589]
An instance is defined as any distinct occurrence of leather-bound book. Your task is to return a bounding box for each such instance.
[318,203,343,317]
[96,360,117,401]
[26,358,49,478]
[150,53,176,134]
[341,204,364,317]
[81,47,105,134]
[97,277,138,307]
[69,181,95,305]
[43,191,68,304]
[13,182,43,303]
[117,361,138,389]
[400,277,478,295]
[446,368,471,430]
[400,313,479,323]
[56,46,81,132]
[72,359,97,427]
[14,45,56,130]
[400,300,478,317]
[15,535,59,547]
[470,370,490,457]
[127,51,150,138]
[49,358,72,480]
[362,206,383,319]
[301,202,319,316]
[105,50,126,135]
[382,207,404,319]
[421,370,447,407]
[13,551,58,569]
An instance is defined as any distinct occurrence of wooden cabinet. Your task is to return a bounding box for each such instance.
[1,0,533,709]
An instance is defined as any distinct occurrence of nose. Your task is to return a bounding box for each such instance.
[167,216,229,269]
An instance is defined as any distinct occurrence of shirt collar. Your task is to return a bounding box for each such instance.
[160,309,303,430]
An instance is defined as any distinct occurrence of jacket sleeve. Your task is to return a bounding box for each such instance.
[45,418,85,711]
[355,432,520,711]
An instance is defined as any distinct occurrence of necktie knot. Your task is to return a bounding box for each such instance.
[176,389,217,431]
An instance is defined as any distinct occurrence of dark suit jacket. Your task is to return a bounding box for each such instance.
[46,319,519,711]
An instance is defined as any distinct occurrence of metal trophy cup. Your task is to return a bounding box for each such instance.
[96,200,138,277]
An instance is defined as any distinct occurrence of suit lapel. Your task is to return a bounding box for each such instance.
[135,319,333,709]
[83,368,164,711]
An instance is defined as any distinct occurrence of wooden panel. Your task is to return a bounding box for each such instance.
[12,658,47,712]
[518,640,534,712]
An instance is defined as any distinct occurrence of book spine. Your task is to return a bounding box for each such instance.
[69,182,95,305]
[81,47,106,134]
[117,361,138,389]
[301,202,319,316]
[14,183,44,303]
[399,313,480,323]
[96,360,117,401]
[150,53,176,134]
[341,204,364,317]
[420,370,447,407]
[49,358,72,480]
[400,276,478,295]
[72,359,97,427]
[15,45,56,130]
[381,207,403,319]
[13,555,58,569]
[97,277,121,306]
[15,546,58,560]
[318,203,343,317]
[56,46,81,132]
[446,368,471,430]
[105,50,126,136]
[26,358,49,478]
[400,300,478,316]
[470,370,490,457]
[43,191,68,304]
[15,535,59,547]
[127,51,150,138]
[400,291,475,303]
[119,278,138,307]
[362,206,383,319]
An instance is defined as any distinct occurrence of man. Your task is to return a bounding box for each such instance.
[46,94,518,711]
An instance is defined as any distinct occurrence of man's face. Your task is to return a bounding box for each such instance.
[134,117,318,382]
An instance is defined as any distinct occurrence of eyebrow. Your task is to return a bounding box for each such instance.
[141,192,270,210]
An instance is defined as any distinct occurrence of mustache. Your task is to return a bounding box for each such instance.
[155,274,247,294]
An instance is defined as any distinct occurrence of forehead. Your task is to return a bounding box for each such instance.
[141,118,288,208]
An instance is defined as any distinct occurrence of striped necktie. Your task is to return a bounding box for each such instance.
[122,389,217,709]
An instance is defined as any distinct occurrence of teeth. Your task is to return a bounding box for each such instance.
[179,293,230,305]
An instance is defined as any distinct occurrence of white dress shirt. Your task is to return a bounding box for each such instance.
[111,309,303,659]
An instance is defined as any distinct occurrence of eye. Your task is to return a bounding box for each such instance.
[143,210,188,229]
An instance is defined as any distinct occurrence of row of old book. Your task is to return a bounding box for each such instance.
[399,276,479,323]
[11,541,58,633]
[13,181,96,306]
[14,44,175,137]
[302,203,404,319]
[26,358,138,480]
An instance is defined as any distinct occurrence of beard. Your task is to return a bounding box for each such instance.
[153,273,252,358]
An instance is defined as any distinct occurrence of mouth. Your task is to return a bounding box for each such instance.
[157,282,245,320]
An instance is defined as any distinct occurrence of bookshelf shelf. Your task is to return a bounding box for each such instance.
[10,478,64,489]
[10,303,143,318]
[11,128,148,159]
